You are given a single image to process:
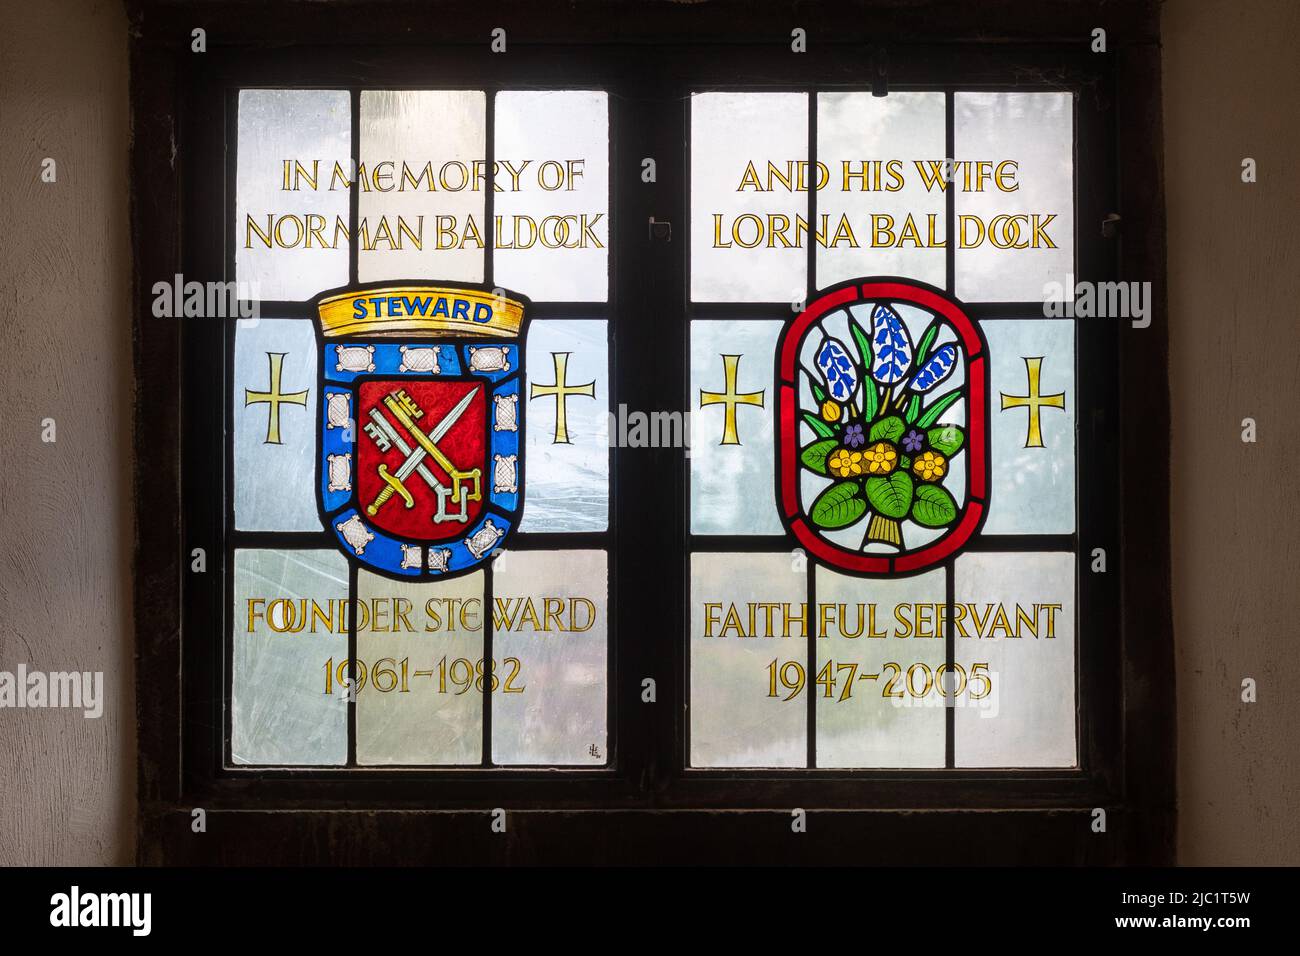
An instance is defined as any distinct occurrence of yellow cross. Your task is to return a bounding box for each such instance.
[700,354,765,446]
[530,352,596,444]
[1000,356,1065,448]
[245,352,308,445]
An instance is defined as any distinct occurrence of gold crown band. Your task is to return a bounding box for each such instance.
[317,285,524,339]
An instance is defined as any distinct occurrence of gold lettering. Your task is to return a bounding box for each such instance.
[393,598,414,633]
[736,161,764,191]
[704,602,722,637]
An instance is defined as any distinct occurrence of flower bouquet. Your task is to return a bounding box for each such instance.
[800,303,966,549]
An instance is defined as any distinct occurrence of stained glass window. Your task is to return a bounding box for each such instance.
[218,81,1089,780]
[131,4,1169,868]
[229,89,611,768]
[688,89,1079,769]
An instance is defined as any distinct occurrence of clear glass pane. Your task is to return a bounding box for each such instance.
[358,90,486,283]
[691,92,808,303]
[236,89,350,301]
[491,549,608,765]
[954,92,1074,302]
[232,549,349,765]
[814,566,946,768]
[953,551,1076,768]
[816,91,947,289]
[982,319,1075,534]
[234,318,321,531]
[690,320,782,535]
[493,91,609,302]
[520,319,609,532]
[356,569,484,765]
[690,552,807,767]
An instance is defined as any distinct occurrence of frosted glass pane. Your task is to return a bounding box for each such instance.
[494,91,608,302]
[356,570,484,765]
[492,550,607,765]
[691,92,808,302]
[954,92,1074,302]
[359,90,486,283]
[236,90,350,300]
[691,552,807,767]
[233,318,320,531]
[816,92,947,289]
[954,552,1076,768]
[520,320,609,532]
[814,567,946,768]
[232,549,348,765]
[691,320,782,535]
[982,319,1075,534]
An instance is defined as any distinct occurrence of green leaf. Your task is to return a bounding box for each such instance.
[849,318,874,370]
[799,438,838,475]
[811,381,827,404]
[927,424,965,456]
[864,471,913,519]
[802,412,835,439]
[899,454,912,470]
[911,483,958,527]
[810,480,868,529]
[913,321,939,362]
[904,394,921,425]
[862,382,879,421]
[869,415,905,443]
[916,389,962,429]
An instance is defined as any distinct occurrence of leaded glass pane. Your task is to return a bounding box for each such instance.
[233,318,320,531]
[691,92,808,303]
[236,89,350,301]
[982,319,1076,534]
[691,552,807,768]
[953,551,1077,768]
[690,320,782,535]
[816,91,947,289]
[494,91,609,302]
[491,549,608,765]
[954,92,1074,303]
[520,319,609,532]
[355,569,484,765]
[232,549,349,765]
[814,566,947,768]
[358,90,486,283]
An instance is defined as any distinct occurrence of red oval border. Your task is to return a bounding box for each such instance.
[776,279,989,576]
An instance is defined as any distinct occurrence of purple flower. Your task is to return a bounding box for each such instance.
[843,423,866,448]
[902,429,924,453]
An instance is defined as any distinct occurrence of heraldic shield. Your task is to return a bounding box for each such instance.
[315,283,528,579]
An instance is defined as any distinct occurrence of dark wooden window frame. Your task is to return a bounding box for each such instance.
[132,0,1172,864]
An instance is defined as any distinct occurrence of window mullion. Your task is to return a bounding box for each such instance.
[805,89,818,768]
[481,89,497,767]
[944,88,956,769]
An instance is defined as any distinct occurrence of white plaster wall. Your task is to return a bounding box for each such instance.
[0,0,134,865]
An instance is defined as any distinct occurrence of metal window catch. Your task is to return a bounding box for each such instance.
[648,217,672,242]
[1101,212,1121,239]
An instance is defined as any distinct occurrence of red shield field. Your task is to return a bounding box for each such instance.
[355,379,487,541]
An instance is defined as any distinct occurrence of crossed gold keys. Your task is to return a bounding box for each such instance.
[365,387,482,520]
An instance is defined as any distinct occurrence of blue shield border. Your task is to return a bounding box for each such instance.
[313,283,528,581]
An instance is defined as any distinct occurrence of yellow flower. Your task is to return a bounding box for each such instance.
[821,400,841,422]
[913,450,947,481]
[864,442,898,475]
[828,448,864,478]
